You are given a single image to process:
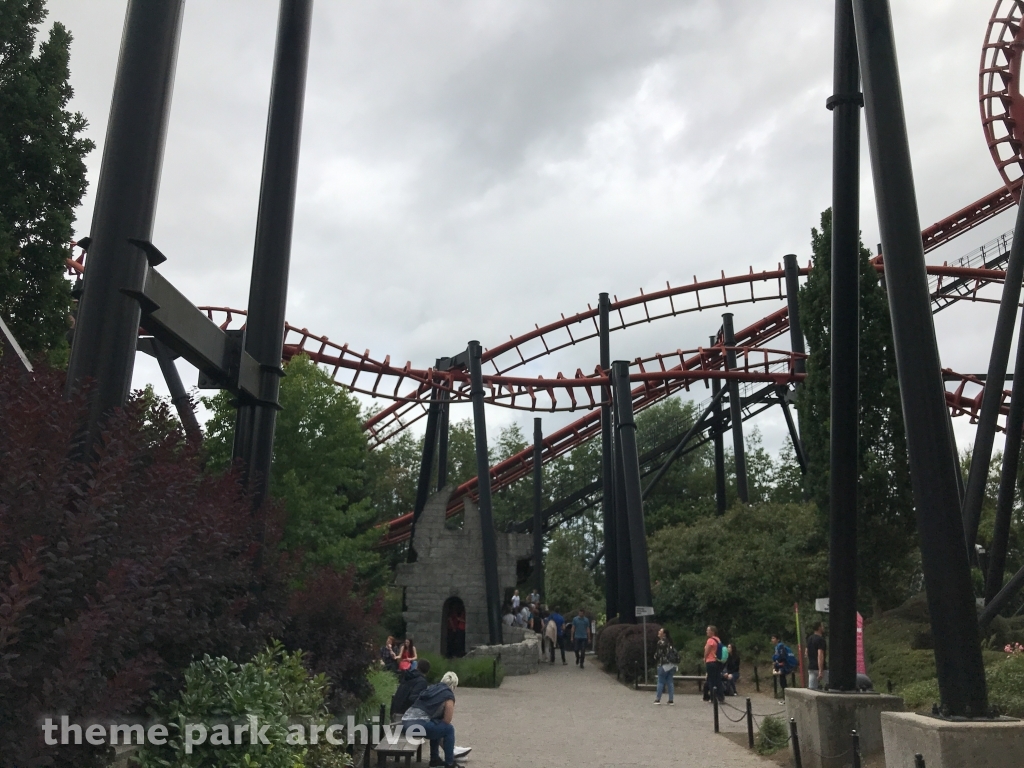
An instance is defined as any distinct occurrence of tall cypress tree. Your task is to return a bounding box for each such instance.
[0,0,93,356]
[798,209,917,612]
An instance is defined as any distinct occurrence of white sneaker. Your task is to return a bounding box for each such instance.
[654,700,661,705]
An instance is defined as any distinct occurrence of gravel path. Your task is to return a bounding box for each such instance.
[451,658,779,767]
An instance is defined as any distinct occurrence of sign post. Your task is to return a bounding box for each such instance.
[636,606,654,684]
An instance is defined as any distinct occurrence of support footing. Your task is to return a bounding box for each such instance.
[785,688,904,768]
[881,711,1023,768]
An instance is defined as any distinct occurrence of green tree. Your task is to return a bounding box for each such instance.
[0,0,93,357]
[798,208,916,611]
[648,502,827,639]
[544,526,603,617]
[203,355,382,580]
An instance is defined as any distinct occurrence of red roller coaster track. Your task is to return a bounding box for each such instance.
[63,1,1024,546]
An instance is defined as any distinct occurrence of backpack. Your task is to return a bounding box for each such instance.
[667,646,680,665]
[409,682,455,721]
[715,639,729,662]
[775,642,797,672]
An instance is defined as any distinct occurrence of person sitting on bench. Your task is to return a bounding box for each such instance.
[402,671,459,767]
[391,659,431,720]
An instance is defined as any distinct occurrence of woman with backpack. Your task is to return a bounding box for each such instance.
[653,627,679,704]
[703,625,726,703]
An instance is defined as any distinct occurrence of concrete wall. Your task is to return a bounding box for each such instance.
[394,488,532,656]
[467,635,541,676]
[785,688,903,768]
[882,711,1024,768]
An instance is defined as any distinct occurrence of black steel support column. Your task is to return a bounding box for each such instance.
[532,418,544,596]
[436,388,450,491]
[408,385,441,562]
[600,293,619,620]
[963,201,1024,556]
[66,0,184,435]
[614,397,635,623]
[642,386,726,499]
[828,0,862,693]
[784,254,808,377]
[779,394,807,474]
[853,0,988,716]
[711,337,728,515]
[612,361,653,611]
[986,299,1024,603]
[152,340,201,442]
[232,0,313,508]
[722,314,748,502]
[468,340,502,645]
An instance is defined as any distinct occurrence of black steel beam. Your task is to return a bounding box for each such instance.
[436,387,450,491]
[65,0,184,439]
[779,392,807,474]
[980,563,1024,629]
[408,381,441,563]
[711,336,728,515]
[533,418,544,596]
[784,253,807,376]
[722,314,749,502]
[124,261,261,397]
[148,338,201,442]
[828,0,862,693]
[614,416,634,623]
[642,385,726,499]
[233,0,313,508]
[986,294,1024,603]
[853,0,988,716]
[962,201,1024,557]
[600,292,618,621]
[612,360,653,612]
[468,340,502,644]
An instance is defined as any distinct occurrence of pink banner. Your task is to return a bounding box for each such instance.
[856,612,866,675]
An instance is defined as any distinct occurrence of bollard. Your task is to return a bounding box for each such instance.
[379,703,386,724]
[773,673,779,698]
[492,657,498,687]
[851,730,861,768]
[887,678,893,694]
[791,672,796,688]
[790,718,803,768]
[713,688,720,733]
[754,663,760,692]
[746,697,754,748]
[914,754,926,768]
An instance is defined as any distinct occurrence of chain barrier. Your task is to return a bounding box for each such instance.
[721,699,786,719]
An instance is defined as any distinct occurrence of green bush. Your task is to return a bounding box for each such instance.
[756,715,789,755]
[648,502,827,639]
[901,651,1024,717]
[417,652,504,688]
[614,624,660,683]
[136,642,348,768]
[355,667,399,723]
[596,623,632,670]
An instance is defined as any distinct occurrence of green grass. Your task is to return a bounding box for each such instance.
[355,667,399,722]
[418,651,504,688]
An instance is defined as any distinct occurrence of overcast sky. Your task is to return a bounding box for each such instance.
[46,0,1011,459]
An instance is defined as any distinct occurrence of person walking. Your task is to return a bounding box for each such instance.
[704,625,725,703]
[570,608,591,669]
[548,607,567,664]
[807,622,827,690]
[544,611,558,663]
[653,628,678,704]
[511,589,521,610]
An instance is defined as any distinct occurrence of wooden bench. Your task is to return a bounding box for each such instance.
[635,674,705,693]
[359,705,425,767]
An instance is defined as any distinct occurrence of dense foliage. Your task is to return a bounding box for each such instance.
[0,0,93,357]
[648,502,827,639]
[0,363,379,767]
[137,643,351,768]
[543,526,603,617]
[798,208,917,611]
[203,356,382,582]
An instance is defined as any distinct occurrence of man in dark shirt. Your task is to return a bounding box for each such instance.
[570,609,591,669]
[807,622,827,690]
[391,659,431,718]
